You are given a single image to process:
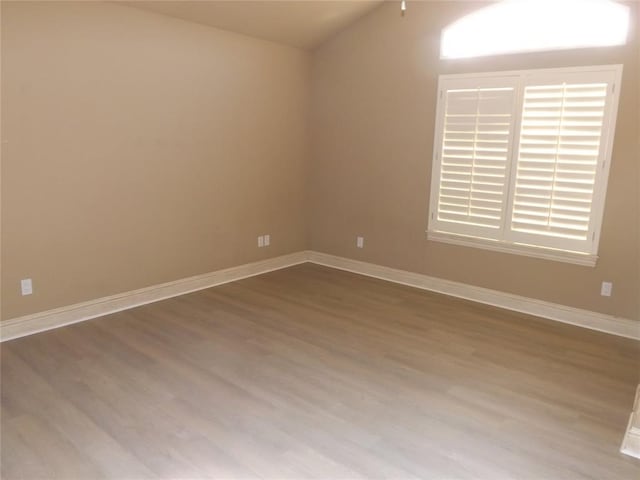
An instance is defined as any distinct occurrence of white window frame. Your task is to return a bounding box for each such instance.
[427,65,623,267]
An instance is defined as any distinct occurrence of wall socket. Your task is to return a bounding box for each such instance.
[601,281,613,297]
[21,278,33,296]
[257,235,270,248]
[356,236,364,248]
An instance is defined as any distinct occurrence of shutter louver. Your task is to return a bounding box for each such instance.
[436,86,515,236]
[509,83,608,248]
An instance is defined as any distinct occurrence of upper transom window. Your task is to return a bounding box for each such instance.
[441,0,630,59]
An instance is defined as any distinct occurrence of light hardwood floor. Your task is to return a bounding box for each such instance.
[2,263,639,479]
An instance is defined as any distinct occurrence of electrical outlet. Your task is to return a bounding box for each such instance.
[264,234,270,247]
[258,235,264,248]
[356,236,364,248]
[21,278,33,296]
[601,281,613,297]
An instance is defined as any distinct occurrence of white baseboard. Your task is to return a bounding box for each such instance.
[0,252,308,342]
[306,251,640,340]
[2,250,638,342]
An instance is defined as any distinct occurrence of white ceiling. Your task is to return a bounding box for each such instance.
[121,1,384,50]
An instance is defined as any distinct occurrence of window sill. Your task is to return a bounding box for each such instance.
[427,231,598,267]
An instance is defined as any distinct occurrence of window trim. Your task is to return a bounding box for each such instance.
[427,65,623,267]
[427,231,598,267]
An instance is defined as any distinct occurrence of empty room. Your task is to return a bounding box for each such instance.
[1,0,639,478]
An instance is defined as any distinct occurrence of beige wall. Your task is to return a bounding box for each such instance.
[1,1,310,319]
[2,1,639,324]
[310,1,640,321]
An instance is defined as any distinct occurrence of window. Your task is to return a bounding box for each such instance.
[428,65,623,266]
[441,0,630,59]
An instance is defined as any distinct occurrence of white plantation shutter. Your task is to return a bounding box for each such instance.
[429,66,621,264]
[506,70,618,254]
[430,77,518,239]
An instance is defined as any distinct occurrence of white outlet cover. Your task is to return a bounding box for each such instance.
[258,236,264,248]
[21,278,33,296]
[601,281,613,297]
[356,236,364,248]
[264,234,270,246]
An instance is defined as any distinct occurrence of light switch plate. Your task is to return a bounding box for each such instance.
[21,278,33,296]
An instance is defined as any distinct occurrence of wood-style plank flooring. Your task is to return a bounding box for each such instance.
[2,263,640,479]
